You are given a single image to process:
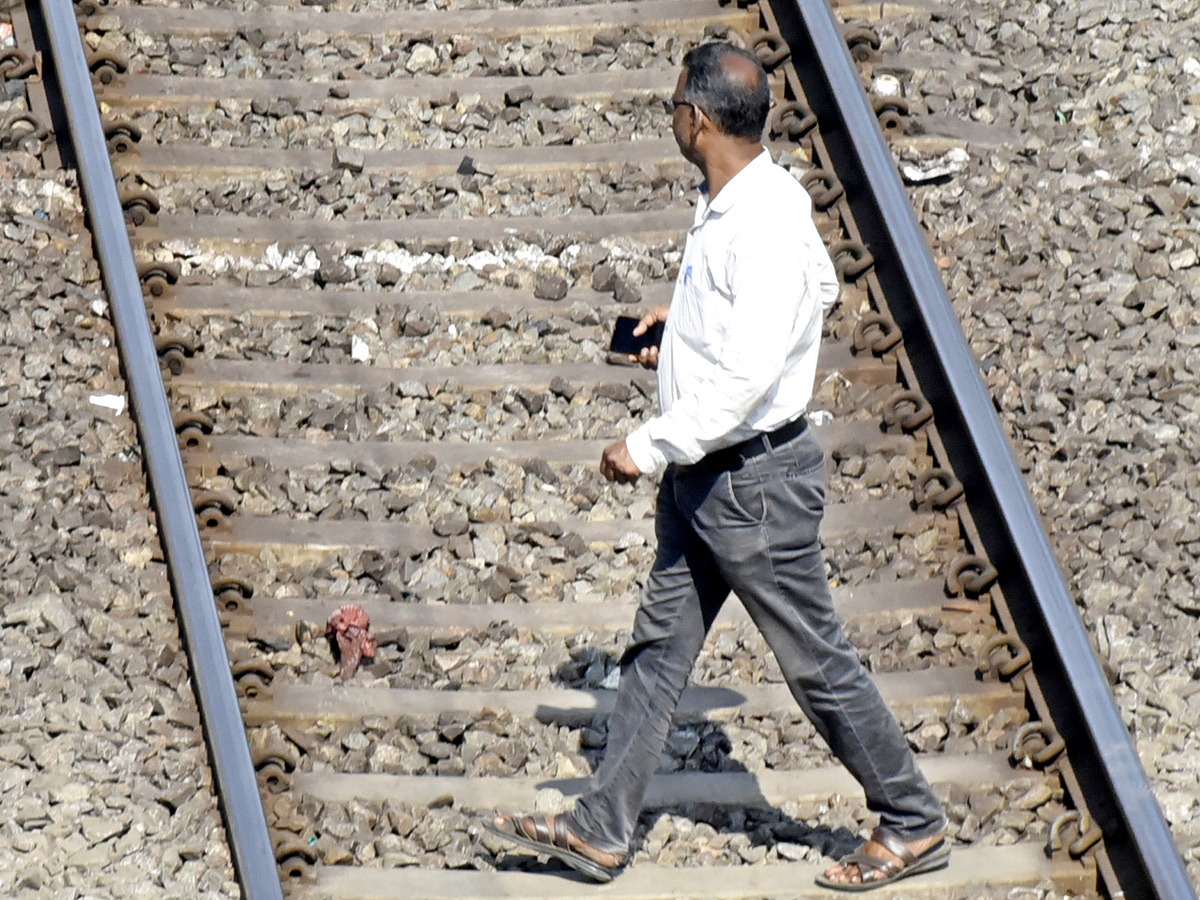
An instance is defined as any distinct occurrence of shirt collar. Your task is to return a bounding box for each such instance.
[700,148,772,217]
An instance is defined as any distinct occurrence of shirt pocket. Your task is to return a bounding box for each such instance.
[676,259,729,358]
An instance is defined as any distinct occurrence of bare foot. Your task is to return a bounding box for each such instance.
[821,829,945,886]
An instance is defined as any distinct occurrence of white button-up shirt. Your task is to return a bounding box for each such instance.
[625,150,840,475]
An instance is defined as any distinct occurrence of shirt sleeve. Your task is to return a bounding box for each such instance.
[633,222,828,470]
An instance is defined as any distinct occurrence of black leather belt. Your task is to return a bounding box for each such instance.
[695,416,809,472]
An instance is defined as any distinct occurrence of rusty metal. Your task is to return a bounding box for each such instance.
[852,312,902,355]
[830,238,873,281]
[177,426,211,451]
[769,99,817,141]
[232,657,275,690]
[119,186,160,226]
[236,672,273,701]
[275,839,317,881]
[138,259,180,296]
[174,410,214,434]
[175,410,215,450]
[1048,810,1104,859]
[213,580,251,625]
[197,507,228,530]
[913,467,964,510]
[1,110,50,150]
[104,118,142,153]
[799,167,844,210]
[194,490,237,515]
[746,29,789,68]
[841,22,880,64]
[1012,720,1067,768]
[86,49,124,83]
[946,553,999,596]
[194,490,237,530]
[154,333,193,376]
[980,633,1032,680]
[252,739,300,773]
[0,47,36,79]
[256,761,292,794]
[212,577,253,608]
[881,388,933,433]
[872,95,909,134]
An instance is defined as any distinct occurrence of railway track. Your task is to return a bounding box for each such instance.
[16,0,1195,897]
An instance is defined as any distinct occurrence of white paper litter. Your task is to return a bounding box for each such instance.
[89,394,126,414]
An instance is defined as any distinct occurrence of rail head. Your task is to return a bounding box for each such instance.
[762,1,1197,899]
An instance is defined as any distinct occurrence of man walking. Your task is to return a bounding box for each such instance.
[487,42,949,891]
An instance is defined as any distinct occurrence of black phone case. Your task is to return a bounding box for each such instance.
[609,316,664,355]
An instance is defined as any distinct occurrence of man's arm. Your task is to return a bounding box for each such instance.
[599,305,670,484]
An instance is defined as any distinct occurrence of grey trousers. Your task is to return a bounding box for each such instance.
[565,427,946,855]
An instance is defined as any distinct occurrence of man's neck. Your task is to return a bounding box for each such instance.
[701,143,764,202]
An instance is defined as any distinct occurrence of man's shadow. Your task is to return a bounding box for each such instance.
[487,645,861,877]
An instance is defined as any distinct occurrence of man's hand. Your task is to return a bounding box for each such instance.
[629,305,669,369]
[600,439,642,484]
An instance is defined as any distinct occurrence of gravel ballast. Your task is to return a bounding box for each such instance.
[0,147,239,897]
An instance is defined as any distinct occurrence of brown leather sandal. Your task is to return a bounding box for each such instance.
[815,826,950,892]
[485,814,625,883]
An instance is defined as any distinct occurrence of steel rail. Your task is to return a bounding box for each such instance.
[29,2,284,898]
[765,0,1196,898]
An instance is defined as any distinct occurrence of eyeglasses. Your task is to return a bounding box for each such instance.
[662,97,698,116]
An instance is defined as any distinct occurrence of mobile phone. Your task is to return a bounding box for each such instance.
[609,316,664,355]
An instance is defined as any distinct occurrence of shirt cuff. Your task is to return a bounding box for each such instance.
[625,423,667,476]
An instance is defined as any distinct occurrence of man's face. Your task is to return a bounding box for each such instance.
[668,69,700,164]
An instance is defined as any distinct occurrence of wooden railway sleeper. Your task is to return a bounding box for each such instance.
[800,167,845,211]
[86,50,124,84]
[945,553,999,597]
[104,118,141,153]
[979,633,1032,681]
[1047,810,1104,859]
[830,238,874,281]
[913,467,964,511]
[0,47,36,80]
[881,388,934,433]
[852,312,902,355]
[1,111,49,152]
[1012,720,1067,768]
[746,29,789,69]
[769,99,817,142]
